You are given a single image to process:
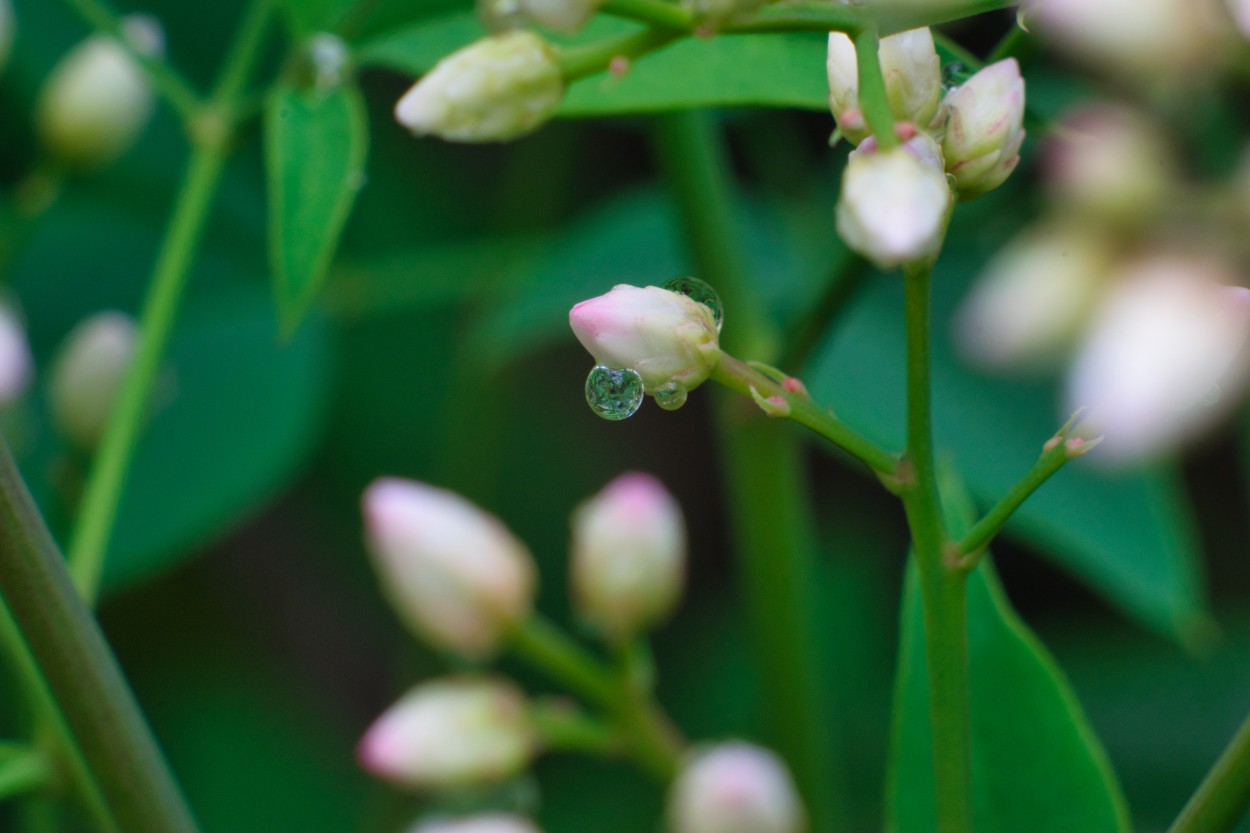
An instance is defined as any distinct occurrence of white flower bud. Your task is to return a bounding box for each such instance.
[362,479,536,659]
[668,743,805,833]
[941,58,1025,199]
[0,303,33,407]
[394,31,563,143]
[48,311,137,450]
[1065,255,1250,463]
[36,15,162,170]
[1232,0,1250,38]
[570,472,685,640]
[0,0,14,77]
[358,677,535,790]
[411,814,542,833]
[569,285,720,395]
[954,223,1114,373]
[835,132,951,268]
[479,0,601,34]
[827,28,942,146]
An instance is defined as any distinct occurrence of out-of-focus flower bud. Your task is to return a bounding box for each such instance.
[941,58,1025,199]
[1231,0,1250,37]
[394,31,563,143]
[48,311,137,450]
[570,472,685,640]
[362,479,536,659]
[0,0,14,76]
[1041,103,1178,225]
[668,743,805,833]
[36,15,162,170]
[1026,0,1230,84]
[0,304,33,407]
[412,815,542,833]
[1065,255,1250,463]
[569,285,720,395]
[954,223,1115,373]
[826,28,941,146]
[480,0,601,33]
[358,677,536,790]
[836,132,951,268]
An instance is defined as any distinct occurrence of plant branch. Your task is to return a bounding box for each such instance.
[599,0,693,29]
[954,443,1070,567]
[0,437,200,833]
[558,26,682,81]
[1168,708,1250,833]
[854,27,899,150]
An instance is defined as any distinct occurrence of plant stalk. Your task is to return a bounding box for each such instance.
[1168,709,1250,833]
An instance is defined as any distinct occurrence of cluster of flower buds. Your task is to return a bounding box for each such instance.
[48,311,138,450]
[36,15,162,171]
[827,27,1026,266]
[668,742,805,833]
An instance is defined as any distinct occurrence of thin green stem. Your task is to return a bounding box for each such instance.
[558,26,682,81]
[1168,709,1250,833]
[987,19,1029,64]
[954,443,1070,566]
[0,747,51,799]
[854,27,898,150]
[531,701,620,757]
[863,0,1016,35]
[60,0,204,124]
[0,438,199,833]
[599,0,693,29]
[723,5,861,34]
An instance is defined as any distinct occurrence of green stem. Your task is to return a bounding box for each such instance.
[1168,709,1250,833]
[854,27,898,150]
[862,0,1016,35]
[899,262,972,833]
[954,443,1070,566]
[509,617,682,780]
[0,747,51,799]
[599,0,693,29]
[558,27,682,83]
[0,438,200,833]
[531,701,619,757]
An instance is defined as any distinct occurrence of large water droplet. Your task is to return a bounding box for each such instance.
[585,365,644,421]
[663,277,724,332]
[654,383,688,411]
[941,61,971,93]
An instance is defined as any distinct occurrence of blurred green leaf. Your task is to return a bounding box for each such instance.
[265,80,369,334]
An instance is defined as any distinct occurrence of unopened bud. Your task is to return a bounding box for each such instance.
[480,0,600,34]
[358,677,535,790]
[36,16,162,170]
[1065,255,1250,463]
[941,58,1025,199]
[412,815,542,833]
[835,132,951,268]
[669,743,806,833]
[394,31,563,143]
[827,28,941,146]
[571,472,685,640]
[1231,0,1250,38]
[362,479,535,659]
[0,303,32,407]
[48,311,137,450]
[569,284,720,396]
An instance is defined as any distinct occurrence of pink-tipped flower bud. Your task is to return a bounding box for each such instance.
[954,222,1115,372]
[394,31,563,143]
[358,677,536,790]
[1065,255,1250,463]
[826,28,942,146]
[0,303,32,407]
[836,132,952,268]
[48,311,137,450]
[569,285,721,395]
[668,743,806,833]
[941,58,1025,199]
[412,815,542,833]
[570,472,685,640]
[36,15,162,170]
[362,479,536,659]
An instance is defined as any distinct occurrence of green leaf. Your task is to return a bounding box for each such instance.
[265,80,369,334]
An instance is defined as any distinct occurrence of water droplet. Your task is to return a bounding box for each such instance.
[663,277,724,332]
[308,34,350,93]
[941,61,971,93]
[585,365,644,421]
[653,383,688,411]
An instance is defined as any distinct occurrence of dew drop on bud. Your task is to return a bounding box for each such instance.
[663,276,724,333]
[585,365,644,420]
[653,382,688,411]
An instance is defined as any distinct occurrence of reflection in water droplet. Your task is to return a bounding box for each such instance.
[654,383,688,411]
[941,61,970,93]
[663,277,724,332]
[585,365,644,421]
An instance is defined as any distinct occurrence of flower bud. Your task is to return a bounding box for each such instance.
[394,31,563,143]
[48,311,137,450]
[480,0,601,34]
[954,223,1114,372]
[358,677,535,790]
[570,472,685,640]
[1232,0,1250,38]
[569,285,720,396]
[1065,255,1250,463]
[835,132,951,268]
[362,478,536,659]
[0,303,33,407]
[668,743,805,833]
[827,28,941,146]
[412,815,542,833]
[36,15,162,170]
[941,58,1025,199]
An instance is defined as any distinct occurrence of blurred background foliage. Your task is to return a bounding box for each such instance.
[2,0,1250,831]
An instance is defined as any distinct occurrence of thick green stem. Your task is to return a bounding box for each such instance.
[900,263,972,833]
[0,438,200,833]
[599,0,693,29]
[854,28,899,150]
[1168,710,1250,833]
[558,27,682,81]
